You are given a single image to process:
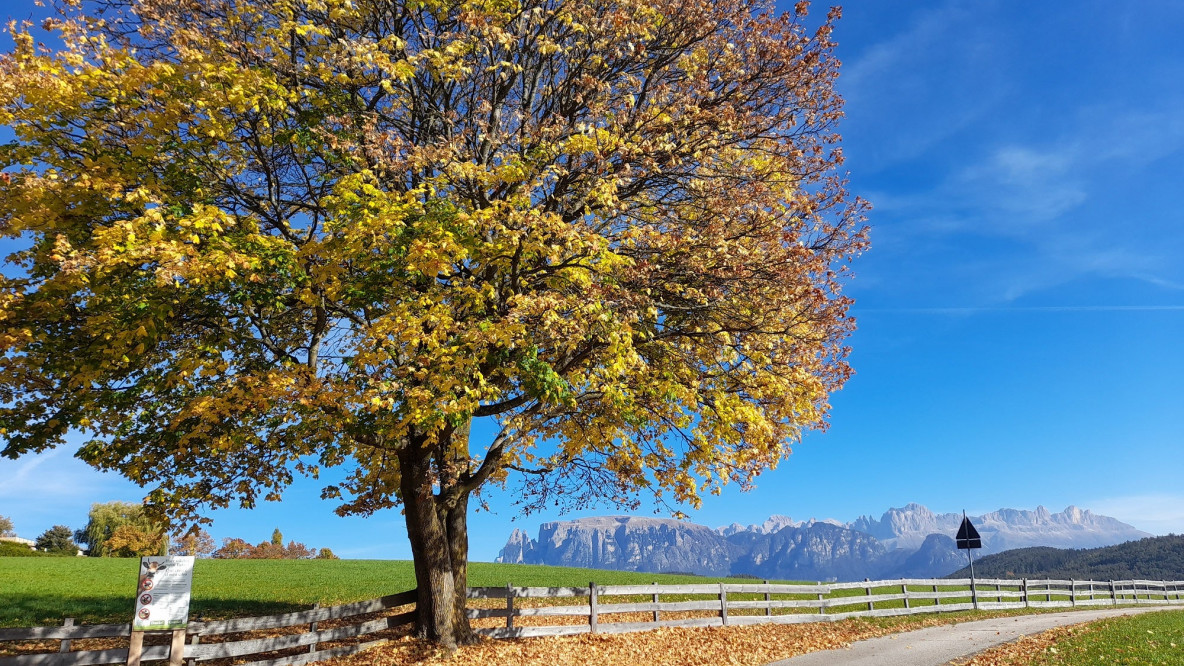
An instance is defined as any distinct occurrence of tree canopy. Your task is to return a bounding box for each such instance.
[0,0,866,646]
[211,535,324,559]
[75,501,168,557]
[170,527,216,557]
[35,525,79,554]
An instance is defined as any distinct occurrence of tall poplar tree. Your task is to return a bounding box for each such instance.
[1,0,867,647]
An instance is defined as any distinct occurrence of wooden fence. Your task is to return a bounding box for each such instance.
[0,591,416,666]
[464,577,1184,639]
[3,578,1182,665]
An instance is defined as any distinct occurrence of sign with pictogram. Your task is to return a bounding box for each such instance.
[131,556,194,631]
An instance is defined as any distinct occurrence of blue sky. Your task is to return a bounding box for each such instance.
[1,0,1182,561]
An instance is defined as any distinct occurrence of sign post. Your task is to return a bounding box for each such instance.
[128,556,195,666]
[955,511,981,610]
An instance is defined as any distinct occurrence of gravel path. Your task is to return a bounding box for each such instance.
[765,606,1176,666]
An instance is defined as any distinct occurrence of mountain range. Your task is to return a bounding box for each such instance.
[496,503,1150,581]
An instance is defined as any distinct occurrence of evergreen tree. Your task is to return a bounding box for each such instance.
[35,525,78,554]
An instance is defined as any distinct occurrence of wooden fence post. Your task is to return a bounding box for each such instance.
[719,583,729,626]
[817,589,825,615]
[186,634,200,666]
[901,582,910,609]
[932,583,940,610]
[506,584,515,629]
[865,579,873,612]
[1070,579,1076,607]
[59,619,73,654]
[308,603,320,654]
[126,630,145,666]
[168,629,185,666]
[764,580,772,617]
[589,582,598,634]
[1110,580,1117,605]
[652,582,660,624]
[1022,579,1029,608]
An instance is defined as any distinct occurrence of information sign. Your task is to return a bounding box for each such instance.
[131,556,195,631]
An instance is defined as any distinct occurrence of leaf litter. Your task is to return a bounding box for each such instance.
[330,613,1012,666]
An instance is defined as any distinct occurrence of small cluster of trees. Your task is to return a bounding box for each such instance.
[211,529,337,560]
[0,503,164,556]
[75,502,168,557]
[2,514,81,555]
[1,506,335,559]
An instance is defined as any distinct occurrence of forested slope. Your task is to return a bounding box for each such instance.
[947,535,1184,580]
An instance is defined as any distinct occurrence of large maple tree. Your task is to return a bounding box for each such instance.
[0,0,867,647]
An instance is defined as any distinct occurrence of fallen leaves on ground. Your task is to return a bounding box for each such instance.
[949,623,1095,666]
[330,614,997,666]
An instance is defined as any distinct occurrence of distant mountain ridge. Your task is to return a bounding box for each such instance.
[946,534,1184,580]
[497,503,1150,582]
[850,503,1144,552]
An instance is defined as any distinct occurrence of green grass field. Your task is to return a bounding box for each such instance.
[1028,609,1184,665]
[0,558,1153,632]
[0,558,780,627]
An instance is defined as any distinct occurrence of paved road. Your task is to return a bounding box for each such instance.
[766,606,1177,666]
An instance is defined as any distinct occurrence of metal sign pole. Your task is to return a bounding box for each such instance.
[956,510,982,611]
[967,547,977,609]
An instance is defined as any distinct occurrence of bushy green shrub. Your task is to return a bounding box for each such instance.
[1,540,47,557]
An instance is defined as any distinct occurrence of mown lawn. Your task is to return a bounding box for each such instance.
[0,558,791,627]
[1024,609,1184,665]
[2,558,1151,632]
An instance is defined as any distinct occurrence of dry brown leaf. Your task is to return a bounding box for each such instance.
[328,614,1007,666]
[949,622,1093,666]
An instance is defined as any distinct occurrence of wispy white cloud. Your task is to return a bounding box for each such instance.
[0,450,146,537]
[0,450,126,500]
[1084,494,1184,536]
[838,0,1184,306]
[866,99,1184,304]
[840,4,1010,171]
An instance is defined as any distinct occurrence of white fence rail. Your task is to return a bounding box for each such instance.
[0,591,416,666]
[3,578,1182,663]
[465,577,1184,639]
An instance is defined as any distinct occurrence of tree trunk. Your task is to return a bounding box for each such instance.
[397,434,477,650]
[446,492,477,644]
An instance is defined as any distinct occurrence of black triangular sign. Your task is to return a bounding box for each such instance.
[956,516,981,550]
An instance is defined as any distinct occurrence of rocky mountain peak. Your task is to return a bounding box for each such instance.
[496,503,1150,582]
[716,514,798,536]
[498,528,535,564]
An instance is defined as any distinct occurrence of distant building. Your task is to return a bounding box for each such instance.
[0,536,36,549]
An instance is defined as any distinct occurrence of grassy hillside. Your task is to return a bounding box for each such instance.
[947,534,1184,580]
[0,558,784,628]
